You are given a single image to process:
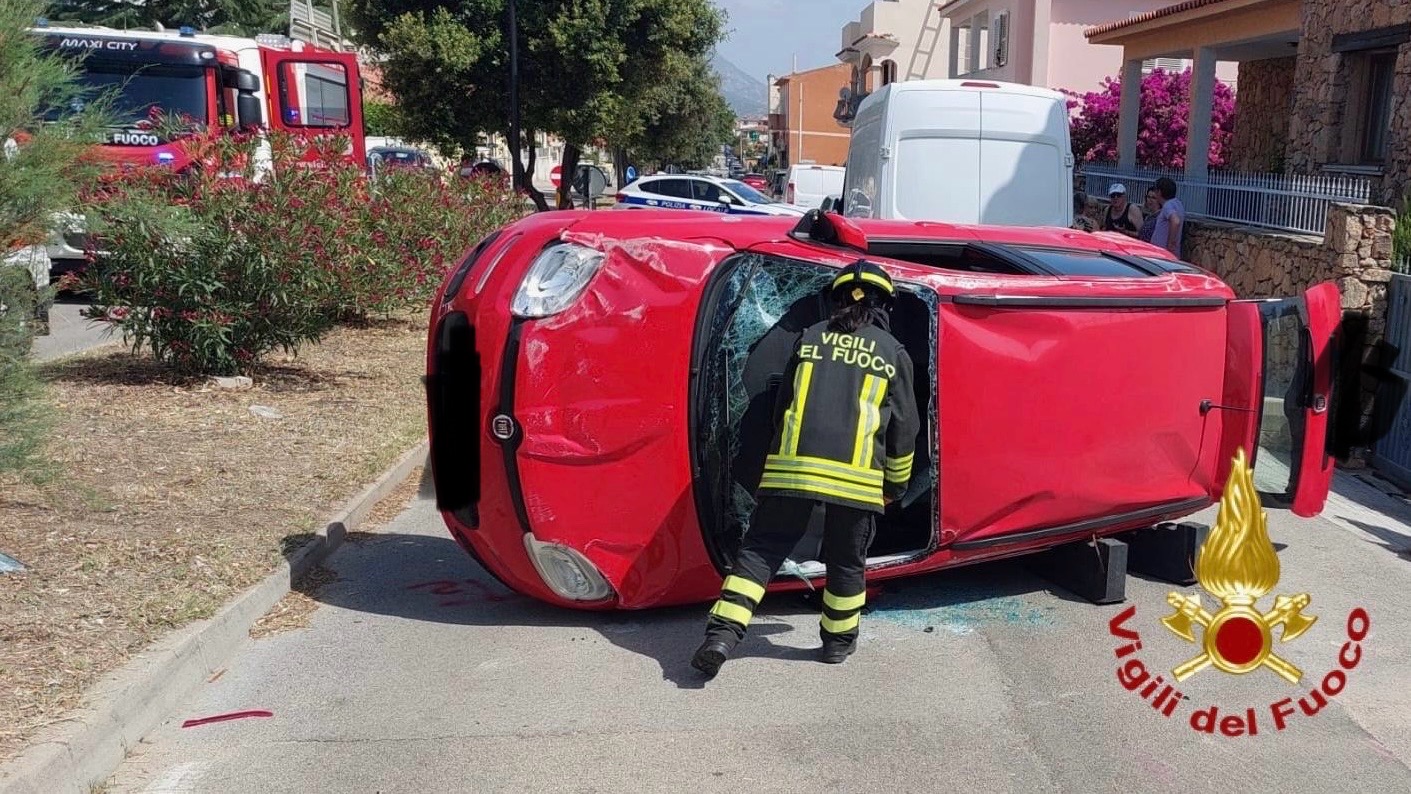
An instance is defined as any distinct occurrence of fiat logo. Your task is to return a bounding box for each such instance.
[491,414,516,440]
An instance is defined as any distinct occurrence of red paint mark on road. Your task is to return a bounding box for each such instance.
[181,710,274,728]
[406,578,512,605]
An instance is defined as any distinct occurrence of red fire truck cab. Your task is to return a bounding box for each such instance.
[32,23,366,269]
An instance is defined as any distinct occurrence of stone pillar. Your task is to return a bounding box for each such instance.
[1118,58,1142,170]
[1185,47,1217,214]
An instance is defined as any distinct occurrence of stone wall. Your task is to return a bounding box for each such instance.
[1183,203,1397,460]
[1287,1,1411,205]
[1229,57,1296,172]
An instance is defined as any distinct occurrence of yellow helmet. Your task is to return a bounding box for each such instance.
[830,260,895,306]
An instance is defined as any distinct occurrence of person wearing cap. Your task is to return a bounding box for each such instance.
[691,260,921,677]
[1102,183,1143,238]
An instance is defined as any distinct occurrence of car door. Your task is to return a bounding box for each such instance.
[261,49,366,166]
[691,180,730,213]
[1219,282,1341,517]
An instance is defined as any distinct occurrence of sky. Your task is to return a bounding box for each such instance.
[713,0,863,83]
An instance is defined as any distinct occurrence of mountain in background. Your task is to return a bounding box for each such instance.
[710,53,768,119]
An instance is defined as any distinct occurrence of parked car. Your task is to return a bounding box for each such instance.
[784,163,846,210]
[740,173,770,192]
[843,79,1074,227]
[613,173,807,216]
[424,209,1340,610]
[368,145,435,172]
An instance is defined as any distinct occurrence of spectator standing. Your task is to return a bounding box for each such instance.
[1071,192,1096,232]
[1138,188,1161,243]
[1150,177,1185,257]
[1102,183,1143,238]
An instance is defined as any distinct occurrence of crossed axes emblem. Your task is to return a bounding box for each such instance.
[1162,592,1317,683]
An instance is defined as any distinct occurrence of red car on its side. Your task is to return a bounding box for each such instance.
[424,210,1339,610]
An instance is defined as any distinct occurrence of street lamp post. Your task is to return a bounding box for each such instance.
[508,0,523,196]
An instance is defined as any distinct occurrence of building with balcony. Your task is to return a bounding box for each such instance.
[834,0,1234,124]
[771,63,854,169]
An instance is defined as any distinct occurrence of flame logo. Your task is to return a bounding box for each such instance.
[1194,447,1280,606]
[1161,448,1317,683]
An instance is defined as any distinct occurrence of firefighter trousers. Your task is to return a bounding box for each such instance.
[704,495,876,650]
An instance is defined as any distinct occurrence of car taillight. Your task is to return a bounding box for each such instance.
[787,183,795,204]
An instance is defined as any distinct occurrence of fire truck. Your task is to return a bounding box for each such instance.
[29,22,368,274]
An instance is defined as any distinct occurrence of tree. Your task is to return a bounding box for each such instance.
[1064,68,1236,170]
[2,0,110,476]
[624,56,735,172]
[345,0,728,210]
[46,0,290,35]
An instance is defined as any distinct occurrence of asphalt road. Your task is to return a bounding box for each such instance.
[105,469,1411,793]
[33,297,118,363]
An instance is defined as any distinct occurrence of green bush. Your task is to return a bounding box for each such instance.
[1,0,110,478]
[82,116,524,375]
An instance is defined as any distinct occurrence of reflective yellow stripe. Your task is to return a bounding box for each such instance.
[885,452,913,484]
[722,575,765,603]
[885,453,913,471]
[710,600,753,626]
[832,271,894,295]
[821,613,861,633]
[852,375,886,467]
[763,455,883,486]
[779,362,814,456]
[823,590,866,612]
[758,473,884,506]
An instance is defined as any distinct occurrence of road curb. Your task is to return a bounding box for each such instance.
[0,439,431,794]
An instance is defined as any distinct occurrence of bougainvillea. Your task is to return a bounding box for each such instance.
[1063,68,1236,169]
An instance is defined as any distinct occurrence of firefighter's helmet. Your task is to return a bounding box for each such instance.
[830,260,895,307]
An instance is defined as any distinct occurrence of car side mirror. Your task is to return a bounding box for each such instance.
[719,194,735,205]
[224,68,260,93]
[237,94,263,130]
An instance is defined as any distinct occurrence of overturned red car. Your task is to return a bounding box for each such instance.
[424,209,1339,610]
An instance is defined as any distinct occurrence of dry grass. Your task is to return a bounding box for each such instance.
[0,312,429,760]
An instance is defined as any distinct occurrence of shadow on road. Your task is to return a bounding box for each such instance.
[307,511,1094,689]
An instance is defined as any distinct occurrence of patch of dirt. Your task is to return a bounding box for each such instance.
[0,312,429,760]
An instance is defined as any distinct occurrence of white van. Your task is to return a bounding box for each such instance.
[785,163,846,210]
[841,79,1074,228]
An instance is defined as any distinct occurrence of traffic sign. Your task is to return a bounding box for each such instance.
[550,164,562,188]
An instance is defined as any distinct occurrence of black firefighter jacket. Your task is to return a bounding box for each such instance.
[759,317,921,513]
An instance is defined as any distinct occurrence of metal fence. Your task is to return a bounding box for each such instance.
[1079,163,1374,237]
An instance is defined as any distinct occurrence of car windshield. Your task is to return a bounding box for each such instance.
[48,61,209,125]
[721,179,775,204]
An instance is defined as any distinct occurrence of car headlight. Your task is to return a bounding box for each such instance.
[510,242,604,318]
[523,535,615,602]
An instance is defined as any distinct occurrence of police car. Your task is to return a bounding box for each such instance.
[614,173,807,216]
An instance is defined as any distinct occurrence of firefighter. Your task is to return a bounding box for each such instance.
[691,260,920,677]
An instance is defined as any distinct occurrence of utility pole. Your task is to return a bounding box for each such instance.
[508,0,524,196]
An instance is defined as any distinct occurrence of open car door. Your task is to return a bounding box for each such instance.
[260,49,366,166]
[1220,282,1341,517]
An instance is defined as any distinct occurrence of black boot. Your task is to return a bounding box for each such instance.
[691,638,733,677]
[820,640,856,664]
